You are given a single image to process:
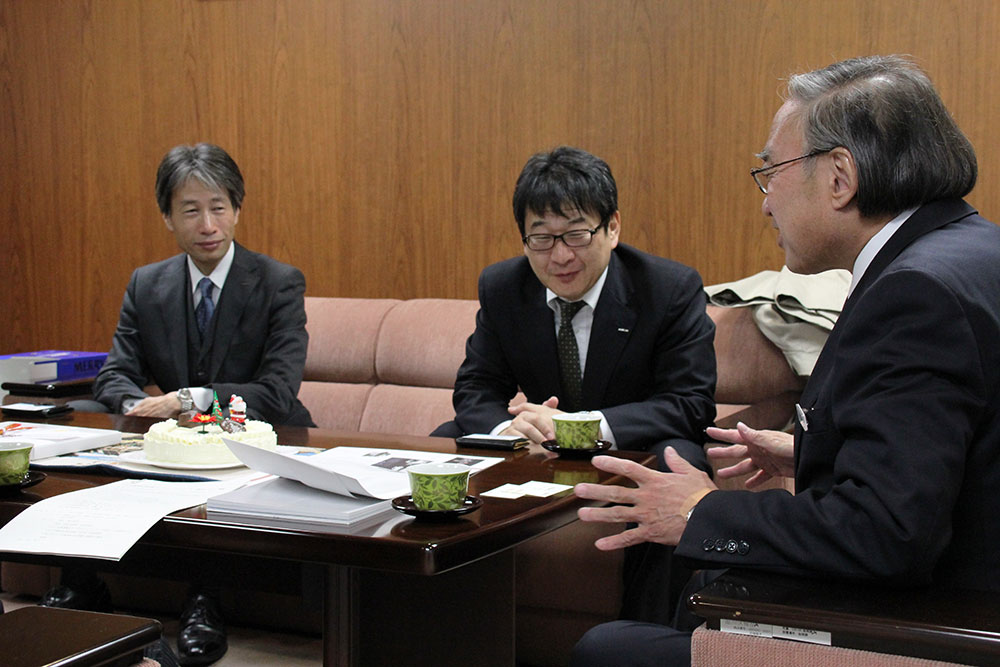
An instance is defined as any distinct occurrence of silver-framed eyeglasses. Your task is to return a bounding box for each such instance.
[522,225,605,251]
[750,149,830,194]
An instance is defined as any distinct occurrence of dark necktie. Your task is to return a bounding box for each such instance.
[557,299,586,411]
[195,277,215,336]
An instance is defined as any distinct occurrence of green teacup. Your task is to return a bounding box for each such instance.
[552,412,601,449]
[0,441,33,486]
[408,463,470,511]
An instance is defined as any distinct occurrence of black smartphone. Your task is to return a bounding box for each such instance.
[455,434,529,451]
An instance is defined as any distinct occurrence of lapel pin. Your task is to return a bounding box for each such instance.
[795,403,809,432]
[617,327,630,333]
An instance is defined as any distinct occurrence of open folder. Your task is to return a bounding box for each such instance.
[211,440,502,528]
[221,438,502,500]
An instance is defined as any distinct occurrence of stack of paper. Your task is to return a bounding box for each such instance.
[207,477,393,528]
[0,421,121,459]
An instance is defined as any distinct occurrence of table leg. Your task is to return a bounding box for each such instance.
[324,549,516,666]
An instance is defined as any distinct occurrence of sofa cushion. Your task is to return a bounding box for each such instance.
[375,298,479,388]
[298,381,372,431]
[304,297,400,383]
[359,384,458,436]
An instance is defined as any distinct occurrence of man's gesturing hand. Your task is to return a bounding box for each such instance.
[706,422,794,488]
[574,447,716,550]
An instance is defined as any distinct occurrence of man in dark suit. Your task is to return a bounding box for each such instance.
[50,143,312,666]
[571,55,1000,666]
[435,146,715,459]
[93,145,312,427]
[433,146,717,621]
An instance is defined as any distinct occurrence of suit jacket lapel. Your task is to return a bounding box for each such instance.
[583,253,636,407]
[802,199,977,407]
[520,276,562,397]
[847,200,975,307]
[209,244,259,381]
[155,255,191,386]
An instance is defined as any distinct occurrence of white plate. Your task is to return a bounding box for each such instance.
[119,451,245,471]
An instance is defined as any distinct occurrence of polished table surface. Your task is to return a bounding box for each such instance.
[0,411,656,666]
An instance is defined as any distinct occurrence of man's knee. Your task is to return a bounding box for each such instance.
[571,621,631,667]
[67,399,110,414]
[571,620,692,667]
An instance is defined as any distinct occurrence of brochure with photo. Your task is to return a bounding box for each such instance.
[221,439,501,500]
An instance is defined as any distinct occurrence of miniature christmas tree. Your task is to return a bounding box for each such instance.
[211,391,224,423]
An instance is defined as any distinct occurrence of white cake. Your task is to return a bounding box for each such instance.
[143,418,277,465]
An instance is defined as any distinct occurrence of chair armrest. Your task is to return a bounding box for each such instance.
[688,569,1000,664]
[713,390,798,432]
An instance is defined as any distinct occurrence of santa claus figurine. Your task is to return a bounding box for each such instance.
[228,394,247,424]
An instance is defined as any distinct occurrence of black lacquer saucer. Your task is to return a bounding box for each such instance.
[391,495,483,521]
[540,439,613,458]
[0,471,46,496]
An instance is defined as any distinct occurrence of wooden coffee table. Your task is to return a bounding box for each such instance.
[0,412,654,666]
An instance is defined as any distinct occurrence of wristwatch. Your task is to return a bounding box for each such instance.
[177,387,194,412]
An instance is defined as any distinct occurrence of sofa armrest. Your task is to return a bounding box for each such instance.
[708,305,805,405]
[713,391,798,432]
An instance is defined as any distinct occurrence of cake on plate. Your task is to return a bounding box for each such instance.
[142,394,277,465]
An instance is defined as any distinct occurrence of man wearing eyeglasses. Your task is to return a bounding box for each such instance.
[436,145,715,463]
[570,55,1000,666]
[433,145,717,621]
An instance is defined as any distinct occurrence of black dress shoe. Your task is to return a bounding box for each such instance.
[177,593,228,666]
[39,582,113,613]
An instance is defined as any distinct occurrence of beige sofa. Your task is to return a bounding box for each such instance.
[3,296,804,666]
[298,297,802,436]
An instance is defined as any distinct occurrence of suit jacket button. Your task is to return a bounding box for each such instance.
[737,540,750,555]
[714,538,727,552]
[702,539,715,552]
[725,540,738,554]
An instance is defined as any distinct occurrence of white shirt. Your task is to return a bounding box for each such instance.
[188,242,235,309]
[848,207,917,298]
[545,264,609,373]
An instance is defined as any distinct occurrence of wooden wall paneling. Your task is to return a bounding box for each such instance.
[2,0,1000,355]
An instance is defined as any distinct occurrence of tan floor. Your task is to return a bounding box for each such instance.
[1,592,322,666]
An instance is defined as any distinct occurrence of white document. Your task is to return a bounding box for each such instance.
[222,440,502,500]
[481,483,527,499]
[481,481,572,499]
[0,479,246,560]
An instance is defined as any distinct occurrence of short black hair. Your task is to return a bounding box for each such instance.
[512,146,618,236]
[155,143,245,216]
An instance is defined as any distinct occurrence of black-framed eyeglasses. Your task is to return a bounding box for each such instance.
[522,224,606,251]
[750,149,829,194]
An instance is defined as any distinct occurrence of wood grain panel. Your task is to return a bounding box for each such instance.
[2,0,999,354]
